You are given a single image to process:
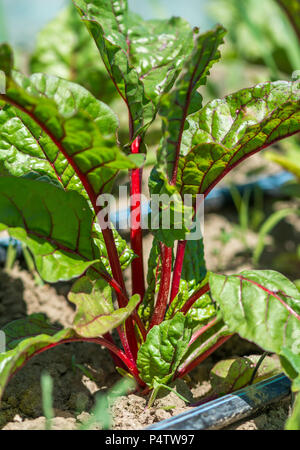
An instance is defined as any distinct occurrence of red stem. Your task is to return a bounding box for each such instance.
[177,335,233,379]
[149,244,173,329]
[130,136,145,301]
[180,282,210,315]
[170,240,187,303]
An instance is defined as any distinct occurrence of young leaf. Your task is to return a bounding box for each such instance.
[0,52,135,200]
[177,80,300,198]
[30,5,116,102]
[137,313,192,387]
[0,319,75,402]
[68,276,140,337]
[73,0,194,138]
[0,177,105,282]
[209,270,300,354]
[265,149,300,180]
[280,347,300,384]
[277,0,300,42]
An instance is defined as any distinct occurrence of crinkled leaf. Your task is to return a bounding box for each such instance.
[0,177,106,282]
[0,320,75,402]
[137,312,192,387]
[157,25,226,180]
[148,26,225,244]
[277,0,300,42]
[210,355,281,396]
[0,43,13,77]
[69,276,139,337]
[73,0,194,138]
[30,5,116,103]
[0,51,135,198]
[185,294,216,330]
[210,270,300,354]
[148,168,193,246]
[177,80,300,198]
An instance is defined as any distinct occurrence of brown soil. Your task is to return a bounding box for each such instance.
[0,194,299,430]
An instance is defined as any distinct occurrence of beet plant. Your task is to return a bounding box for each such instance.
[0,0,300,413]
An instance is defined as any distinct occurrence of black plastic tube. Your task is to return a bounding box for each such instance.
[146,374,291,430]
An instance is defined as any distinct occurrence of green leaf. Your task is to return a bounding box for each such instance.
[0,318,75,402]
[210,355,281,396]
[253,208,300,264]
[266,150,300,180]
[0,177,105,282]
[209,270,300,354]
[30,5,116,103]
[165,239,209,321]
[157,25,226,180]
[179,239,207,299]
[277,0,300,42]
[177,80,300,198]
[137,312,192,387]
[0,55,135,198]
[68,276,140,337]
[73,0,194,138]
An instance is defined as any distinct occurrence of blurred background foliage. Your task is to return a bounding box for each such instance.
[0,0,299,279]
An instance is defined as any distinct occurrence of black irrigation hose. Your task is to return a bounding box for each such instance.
[147,374,291,430]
